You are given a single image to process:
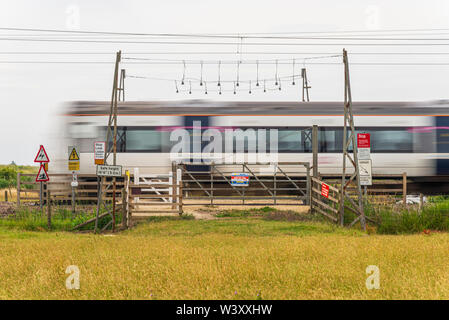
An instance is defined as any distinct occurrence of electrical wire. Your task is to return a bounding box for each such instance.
[3,37,449,46]
[4,51,449,55]
[6,26,449,40]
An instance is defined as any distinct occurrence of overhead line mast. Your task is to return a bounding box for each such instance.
[95,50,121,233]
[340,49,366,230]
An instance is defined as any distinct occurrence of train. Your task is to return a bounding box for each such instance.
[50,100,449,178]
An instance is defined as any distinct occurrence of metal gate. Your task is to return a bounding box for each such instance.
[178,162,310,206]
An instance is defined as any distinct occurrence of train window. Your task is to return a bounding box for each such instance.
[126,129,162,152]
[319,128,343,152]
[353,128,413,153]
[317,127,414,153]
[369,130,413,152]
[276,129,313,153]
[278,130,302,152]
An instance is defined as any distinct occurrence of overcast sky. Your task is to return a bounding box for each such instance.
[1,0,449,165]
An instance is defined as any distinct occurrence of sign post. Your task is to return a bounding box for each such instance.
[96,165,123,177]
[230,173,250,187]
[34,145,50,210]
[357,133,372,187]
[94,141,106,165]
[357,133,371,160]
[71,171,78,215]
[358,159,373,186]
[68,146,80,171]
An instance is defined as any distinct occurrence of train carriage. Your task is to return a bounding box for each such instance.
[52,100,449,177]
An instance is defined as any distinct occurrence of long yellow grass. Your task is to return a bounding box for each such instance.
[0,219,448,299]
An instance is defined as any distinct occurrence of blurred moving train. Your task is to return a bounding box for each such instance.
[51,100,449,177]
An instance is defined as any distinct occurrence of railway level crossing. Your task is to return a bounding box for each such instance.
[92,48,366,232]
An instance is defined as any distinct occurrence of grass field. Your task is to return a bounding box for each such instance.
[1,216,449,299]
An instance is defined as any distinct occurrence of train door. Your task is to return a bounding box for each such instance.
[436,116,449,175]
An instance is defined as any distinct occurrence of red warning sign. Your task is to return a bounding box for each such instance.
[357,133,371,149]
[34,145,50,163]
[321,183,330,198]
[35,164,49,182]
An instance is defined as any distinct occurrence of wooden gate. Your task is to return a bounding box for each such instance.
[310,177,340,223]
[125,168,183,224]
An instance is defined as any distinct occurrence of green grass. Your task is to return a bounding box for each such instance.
[1,216,449,299]
[215,206,276,217]
[130,215,360,238]
[0,206,121,232]
[342,198,449,234]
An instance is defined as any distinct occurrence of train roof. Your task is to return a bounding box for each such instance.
[62,100,449,116]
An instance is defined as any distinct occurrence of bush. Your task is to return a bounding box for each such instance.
[362,200,449,234]
[0,166,17,189]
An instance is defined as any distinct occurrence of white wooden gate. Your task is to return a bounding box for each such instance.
[127,168,183,220]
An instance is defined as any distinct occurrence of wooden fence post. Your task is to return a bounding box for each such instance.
[171,166,176,210]
[4,190,8,202]
[419,193,424,212]
[47,190,51,229]
[16,172,21,206]
[402,172,407,205]
[312,125,318,178]
[121,188,127,228]
[178,180,183,215]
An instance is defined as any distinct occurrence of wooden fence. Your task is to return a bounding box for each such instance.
[310,177,340,222]
[324,172,408,205]
[16,173,124,205]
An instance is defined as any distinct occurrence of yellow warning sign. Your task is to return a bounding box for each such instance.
[68,162,80,171]
[69,147,80,161]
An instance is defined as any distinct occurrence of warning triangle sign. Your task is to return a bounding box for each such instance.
[34,145,50,163]
[35,164,49,182]
[69,148,80,161]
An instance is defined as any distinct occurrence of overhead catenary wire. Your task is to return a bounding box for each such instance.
[127,73,304,84]
[4,61,449,66]
[7,26,449,40]
[6,51,449,55]
[5,37,449,46]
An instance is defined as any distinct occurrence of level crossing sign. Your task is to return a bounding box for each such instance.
[68,146,80,171]
[34,145,50,163]
[35,164,49,182]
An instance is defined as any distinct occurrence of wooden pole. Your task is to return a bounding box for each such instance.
[402,172,407,205]
[312,125,318,178]
[47,190,51,229]
[171,162,176,209]
[94,177,101,233]
[39,181,43,210]
[4,190,8,202]
[97,50,121,233]
[121,188,127,228]
[178,179,183,216]
[419,193,423,212]
[16,172,20,206]
[71,186,76,216]
[111,52,121,233]
[340,49,366,230]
